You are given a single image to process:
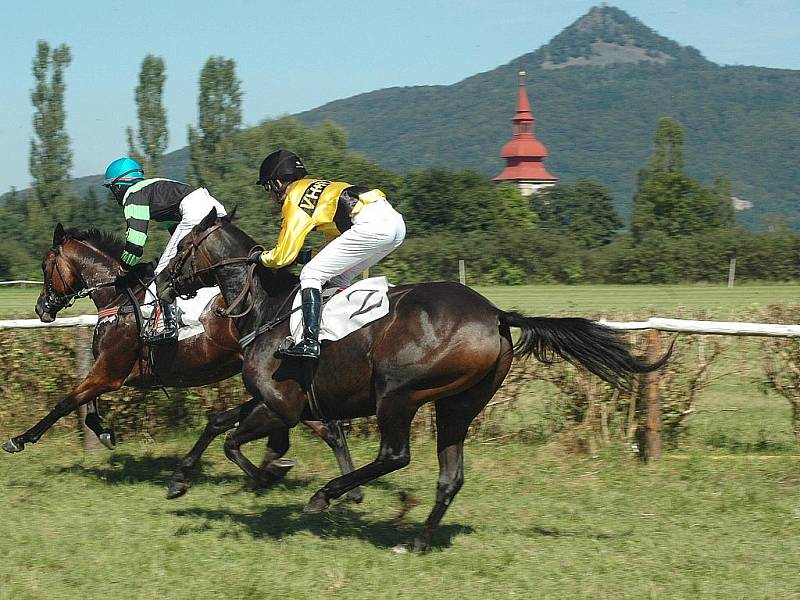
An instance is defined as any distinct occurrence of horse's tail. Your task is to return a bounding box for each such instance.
[498,311,672,389]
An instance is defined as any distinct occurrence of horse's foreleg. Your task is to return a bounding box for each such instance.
[303,420,364,504]
[305,403,416,513]
[249,428,293,489]
[166,399,260,499]
[2,365,126,453]
[223,402,290,485]
[83,398,116,450]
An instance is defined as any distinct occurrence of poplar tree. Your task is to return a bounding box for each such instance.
[29,40,72,211]
[188,56,242,188]
[631,117,733,242]
[29,40,72,251]
[127,54,168,175]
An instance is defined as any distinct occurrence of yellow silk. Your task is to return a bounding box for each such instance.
[259,179,350,268]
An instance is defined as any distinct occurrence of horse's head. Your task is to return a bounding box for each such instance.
[35,224,86,322]
[156,208,243,303]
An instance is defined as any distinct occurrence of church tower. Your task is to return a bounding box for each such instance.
[494,70,557,196]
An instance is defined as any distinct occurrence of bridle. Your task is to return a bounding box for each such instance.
[166,222,264,319]
[42,240,116,313]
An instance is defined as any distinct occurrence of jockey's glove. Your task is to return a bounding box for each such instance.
[247,249,264,266]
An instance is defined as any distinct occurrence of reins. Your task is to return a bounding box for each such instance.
[168,220,298,346]
[169,222,265,320]
[238,283,300,348]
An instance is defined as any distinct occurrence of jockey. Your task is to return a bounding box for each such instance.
[249,149,406,360]
[103,157,227,344]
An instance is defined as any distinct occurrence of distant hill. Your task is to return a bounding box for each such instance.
[8,5,798,229]
[295,5,800,229]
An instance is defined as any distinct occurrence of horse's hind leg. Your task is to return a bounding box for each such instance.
[166,398,260,499]
[412,348,513,552]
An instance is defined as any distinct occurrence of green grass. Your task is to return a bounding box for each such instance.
[0,287,93,319]
[2,283,798,597]
[474,283,798,317]
[1,432,799,599]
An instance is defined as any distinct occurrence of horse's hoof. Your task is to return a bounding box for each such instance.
[2,439,23,453]
[264,457,296,480]
[345,488,364,504]
[99,432,116,450]
[166,480,188,500]
[304,492,330,514]
[411,537,431,553]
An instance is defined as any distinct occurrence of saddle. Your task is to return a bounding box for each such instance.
[95,263,217,345]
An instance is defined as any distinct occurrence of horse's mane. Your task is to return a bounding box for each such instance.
[62,228,125,263]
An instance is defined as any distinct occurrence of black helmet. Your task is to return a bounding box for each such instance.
[256,149,307,186]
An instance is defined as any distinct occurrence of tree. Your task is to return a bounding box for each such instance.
[631,117,733,242]
[29,40,72,251]
[394,169,535,235]
[188,56,242,188]
[536,180,622,248]
[649,117,684,175]
[711,176,735,229]
[127,54,168,175]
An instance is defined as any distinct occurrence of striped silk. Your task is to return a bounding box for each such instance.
[119,178,195,269]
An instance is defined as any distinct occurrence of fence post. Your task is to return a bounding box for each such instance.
[727,256,736,288]
[75,326,100,451]
[458,260,466,285]
[645,329,662,460]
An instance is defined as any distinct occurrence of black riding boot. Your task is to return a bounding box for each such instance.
[150,300,179,344]
[280,288,321,359]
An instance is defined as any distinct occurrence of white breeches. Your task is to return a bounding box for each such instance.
[154,188,227,276]
[300,199,406,291]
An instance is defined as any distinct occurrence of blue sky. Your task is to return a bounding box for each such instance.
[3,0,798,191]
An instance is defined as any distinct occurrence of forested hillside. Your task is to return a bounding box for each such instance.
[297,5,800,229]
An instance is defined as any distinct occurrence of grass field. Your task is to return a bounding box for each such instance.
[1,433,799,599]
[1,283,798,597]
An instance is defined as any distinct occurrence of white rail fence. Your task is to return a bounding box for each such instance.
[1,315,798,458]
[4,315,798,336]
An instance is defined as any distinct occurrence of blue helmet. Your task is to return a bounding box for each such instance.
[103,157,144,187]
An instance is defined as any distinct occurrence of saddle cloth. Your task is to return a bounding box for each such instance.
[290,276,391,343]
[141,283,221,341]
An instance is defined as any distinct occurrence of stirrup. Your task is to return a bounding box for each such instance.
[146,325,178,345]
[278,338,320,359]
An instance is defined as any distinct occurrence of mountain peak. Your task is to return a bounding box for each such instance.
[537,4,710,70]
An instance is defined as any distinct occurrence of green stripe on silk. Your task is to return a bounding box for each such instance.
[124,204,150,220]
[125,229,148,246]
[121,250,140,267]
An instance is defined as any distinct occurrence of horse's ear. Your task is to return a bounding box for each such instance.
[225,205,238,222]
[198,208,218,231]
[53,223,65,246]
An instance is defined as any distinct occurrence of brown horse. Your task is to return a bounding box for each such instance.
[159,211,670,552]
[1,223,362,503]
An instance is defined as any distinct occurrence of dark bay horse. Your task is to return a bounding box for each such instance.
[1,224,362,502]
[159,211,670,552]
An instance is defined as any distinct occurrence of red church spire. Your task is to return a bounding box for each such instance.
[494,70,557,195]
